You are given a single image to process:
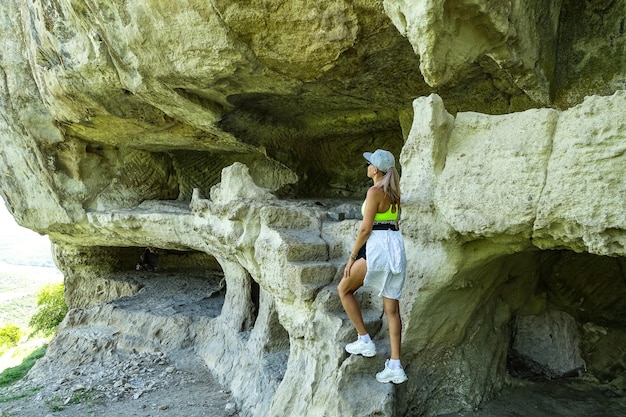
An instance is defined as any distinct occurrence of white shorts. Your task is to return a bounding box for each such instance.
[364,230,407,299]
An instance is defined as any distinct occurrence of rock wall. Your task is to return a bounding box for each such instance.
[1,1,626,416]
[398,92,626,414]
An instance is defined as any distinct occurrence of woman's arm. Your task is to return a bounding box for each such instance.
[348,187,384,259]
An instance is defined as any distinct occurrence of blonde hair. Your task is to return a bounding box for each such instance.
[374,166,401,205]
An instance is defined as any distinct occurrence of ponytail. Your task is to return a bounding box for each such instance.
[374,166,401,205]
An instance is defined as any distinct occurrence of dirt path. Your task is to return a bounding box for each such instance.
[0,350,236,417]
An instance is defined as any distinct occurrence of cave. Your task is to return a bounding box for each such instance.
[495,250,626,387]
[59,245,226,317]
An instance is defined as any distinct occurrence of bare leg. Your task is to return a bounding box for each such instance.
[338,259,368,335]
[383,297,402,360]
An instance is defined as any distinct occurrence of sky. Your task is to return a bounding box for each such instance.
[0,199,56,268]
[0,199,27,235]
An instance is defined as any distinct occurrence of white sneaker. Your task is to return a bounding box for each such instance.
[376,360,407,384]
[345,338,376,357]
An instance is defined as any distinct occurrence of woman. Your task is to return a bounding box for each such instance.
[338,149,408,384]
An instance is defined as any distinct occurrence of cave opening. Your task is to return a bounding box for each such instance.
[250,278,260,328]
[122,247,227,319]
[498,249,626,387]
[62,245,226,318]
[261,302,290,384]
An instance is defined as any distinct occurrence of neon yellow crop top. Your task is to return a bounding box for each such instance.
[361,200,399,221]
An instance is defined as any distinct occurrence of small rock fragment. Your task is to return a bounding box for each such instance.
[225,402,237,416]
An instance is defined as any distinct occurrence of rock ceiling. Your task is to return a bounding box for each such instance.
[3,0,624,213]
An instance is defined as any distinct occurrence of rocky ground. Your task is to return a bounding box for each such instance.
[3,359,626,417]
[442,379,626,417]
[0,349,236,417]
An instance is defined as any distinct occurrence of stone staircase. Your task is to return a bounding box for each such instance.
[259,204,394,417]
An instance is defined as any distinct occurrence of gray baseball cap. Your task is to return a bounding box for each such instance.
[363,149,395,172]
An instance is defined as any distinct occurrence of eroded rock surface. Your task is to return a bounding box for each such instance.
[1,1,626,416]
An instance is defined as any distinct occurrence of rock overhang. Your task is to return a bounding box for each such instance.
[2,1,626,417]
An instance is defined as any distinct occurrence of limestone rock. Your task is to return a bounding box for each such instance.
[534,91,626,255]
[210,162,277,204]
[384,0,561,103]
[581,323,626,387]
[511,310,586,379]
[1,1,626,417]
[398,92,626,414]
[435,107,557,238]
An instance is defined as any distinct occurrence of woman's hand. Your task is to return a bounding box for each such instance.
[344,258,354,279]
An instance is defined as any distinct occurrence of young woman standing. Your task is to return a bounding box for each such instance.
[338,149,408,384]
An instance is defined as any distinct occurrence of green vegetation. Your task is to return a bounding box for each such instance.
[0,345,47,388]
[0,386,40,405]
[0,294,38,329]
[0,324,20,354]
[28,283,68,336]
[46,389,99,412]
[0,282,64,383]
[0,275,63,408]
